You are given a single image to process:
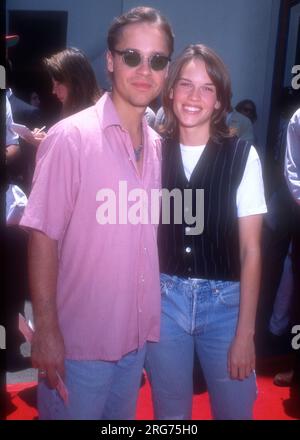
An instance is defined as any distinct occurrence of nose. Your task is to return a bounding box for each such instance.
[136,56,151,75]
[188,86,201,100]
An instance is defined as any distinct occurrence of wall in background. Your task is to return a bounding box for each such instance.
[7,0,282,150]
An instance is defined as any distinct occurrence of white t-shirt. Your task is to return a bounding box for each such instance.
[180,144,267,217]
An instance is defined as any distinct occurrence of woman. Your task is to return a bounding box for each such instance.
[44,47,102,117]
[146,44,267,420]
[32,47,102,146]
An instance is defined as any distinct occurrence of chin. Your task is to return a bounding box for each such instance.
[130,97,154,108]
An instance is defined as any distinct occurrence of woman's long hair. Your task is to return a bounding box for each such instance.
[161,44,233,143]
[44,47,101,117]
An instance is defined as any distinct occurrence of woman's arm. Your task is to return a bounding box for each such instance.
[228,214,263,380]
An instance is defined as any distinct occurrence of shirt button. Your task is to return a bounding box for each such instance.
[185,246,192,253]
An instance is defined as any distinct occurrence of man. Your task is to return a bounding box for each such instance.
[5,42,31,371]
[226,106,255,144]
[283,108,300,398]
[285,108,300,204]
[7,61,44,194]
[20,6,174,420]
[5,36,21,174]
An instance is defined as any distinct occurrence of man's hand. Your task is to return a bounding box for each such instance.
[6,144,20,164]
[31,325,65,388]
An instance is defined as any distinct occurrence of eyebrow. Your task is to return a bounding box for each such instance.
[121,48,169,56]
[177,77,215,86]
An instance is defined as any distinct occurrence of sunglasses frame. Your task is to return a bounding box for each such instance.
[113,49,170,71]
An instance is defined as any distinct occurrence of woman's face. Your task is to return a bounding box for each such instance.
[52,79,68,104]
[171,58,220,133]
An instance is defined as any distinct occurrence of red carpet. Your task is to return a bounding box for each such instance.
[6,360,300,420]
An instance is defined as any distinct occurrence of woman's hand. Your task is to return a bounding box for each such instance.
[31,128,47,147]
[228,333,255,380]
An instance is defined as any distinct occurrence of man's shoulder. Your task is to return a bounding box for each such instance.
[49,104,100,138]
[9,93,42,126]
[228,109,251,127]
[9,93,35,112]
[290,108,300,127]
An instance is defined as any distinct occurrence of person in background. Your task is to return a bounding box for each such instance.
[6,47,44,193]
[236,99,257,125]
[145,106,156,128]
[5,89,30,372]
[44,47,102,118]
[146,43,266,420]
[31,47,103,147]
[281,108,300,397]
[226,104,255,144]
[30,91,41,108]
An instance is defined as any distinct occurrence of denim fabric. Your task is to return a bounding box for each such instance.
[146,274,257,420]
[38,345,146,420]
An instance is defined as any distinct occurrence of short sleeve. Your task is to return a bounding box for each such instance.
[236,146,267,217]
[20,124,80,240]
[285,110,300,204]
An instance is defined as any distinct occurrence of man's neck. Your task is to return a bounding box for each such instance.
[110,91,145,141]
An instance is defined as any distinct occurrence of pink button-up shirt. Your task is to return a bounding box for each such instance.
[21,93,162,361]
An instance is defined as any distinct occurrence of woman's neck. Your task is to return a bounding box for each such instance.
[179,125,210,146]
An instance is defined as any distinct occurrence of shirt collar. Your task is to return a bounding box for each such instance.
[95,92,160,142]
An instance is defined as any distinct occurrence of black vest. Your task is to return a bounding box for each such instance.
[158,136,251,281]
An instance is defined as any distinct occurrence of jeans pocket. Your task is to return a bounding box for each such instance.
[217,281,240,307]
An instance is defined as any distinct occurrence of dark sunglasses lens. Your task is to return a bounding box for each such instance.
[150,54,169,71]
[123,50,141,67]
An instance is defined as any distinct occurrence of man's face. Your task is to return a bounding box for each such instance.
[107,22,170,109]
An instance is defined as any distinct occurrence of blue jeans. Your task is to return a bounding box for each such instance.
[145,274,257,420]
[38,345,146,420]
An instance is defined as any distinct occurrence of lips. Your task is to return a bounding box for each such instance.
[131,81,152,90]
[182,105,202,113]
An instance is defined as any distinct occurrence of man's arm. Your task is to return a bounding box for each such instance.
[285,109,300,205]
[28,229,65,388]
[6,95,20,165]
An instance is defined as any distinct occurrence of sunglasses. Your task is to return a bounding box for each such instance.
[113,49,170,71]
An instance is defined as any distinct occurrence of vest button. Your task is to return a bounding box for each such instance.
[187,267,192,272]
[185,246,192,253]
